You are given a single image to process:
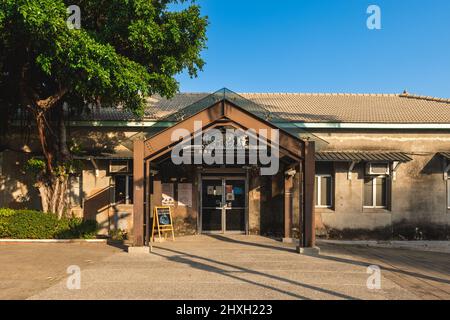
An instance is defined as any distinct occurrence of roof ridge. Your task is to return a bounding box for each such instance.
[399,93,450,104]
[172,92,450,102]
[239,92,399,97]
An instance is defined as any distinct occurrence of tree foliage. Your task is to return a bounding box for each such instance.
[1,0,207,114]
[0,0,208,215]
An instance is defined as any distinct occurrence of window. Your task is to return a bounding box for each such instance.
[114,175,133,204]
[315,175,333,208]
[109,160,130,173]
[364,176,388,208]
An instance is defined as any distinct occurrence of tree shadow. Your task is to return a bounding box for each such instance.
[206,234,295,253]
[205,235,450,286]
[106,239,128,252]
[316,244,450,286]
[152,246,360,300]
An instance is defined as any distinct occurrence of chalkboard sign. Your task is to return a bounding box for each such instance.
[151,206,175,242]
[156,207,172,225]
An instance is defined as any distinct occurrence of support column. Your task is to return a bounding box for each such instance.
[132,140,145,247]
[297,141,319,255]
[283,170,294,242]
[144,160,151,246]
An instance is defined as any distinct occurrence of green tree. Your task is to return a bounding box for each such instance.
[0,0,207,216]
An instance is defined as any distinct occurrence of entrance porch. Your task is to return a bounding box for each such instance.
[132,90,318,252]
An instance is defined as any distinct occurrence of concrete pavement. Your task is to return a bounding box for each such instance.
[24,235,435,300]
[0,242,121,299]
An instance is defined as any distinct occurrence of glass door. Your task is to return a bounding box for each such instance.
[201,177,246,233]
[201,179,223,232]
[224,179,246,232]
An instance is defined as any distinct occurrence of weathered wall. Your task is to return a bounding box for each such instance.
[312,130,450,239]
[150,163,198,237]
[2,128,450,240]
[81,160,133,236]
[248,171,262,235]
[0,150,40,210]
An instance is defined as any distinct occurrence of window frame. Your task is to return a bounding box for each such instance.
[363,175,388,209]
[113,174,133,205]
[315,174,333,208]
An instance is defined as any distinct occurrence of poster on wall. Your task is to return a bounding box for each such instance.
[178,183,192,207]
[161,183,174,206]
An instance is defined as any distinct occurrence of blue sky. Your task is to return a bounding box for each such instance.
[174,0,450,98]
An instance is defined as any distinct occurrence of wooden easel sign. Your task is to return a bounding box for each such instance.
[151,206,175,242]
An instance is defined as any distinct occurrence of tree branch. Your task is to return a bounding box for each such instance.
[36,88,68,110]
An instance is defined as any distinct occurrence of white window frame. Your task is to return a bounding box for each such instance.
[315,174,333,208]
[113,174,133,205]
[363,175,388,209]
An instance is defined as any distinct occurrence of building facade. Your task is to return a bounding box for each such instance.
[1,89,450,243]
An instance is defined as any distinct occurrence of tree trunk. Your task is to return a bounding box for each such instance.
[33,94,70,217]
[37,176,69,218]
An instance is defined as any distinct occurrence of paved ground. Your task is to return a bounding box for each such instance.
[0,242,122,299]
[325,243,450,300]
[1,235,449,300]
[320,240,450,254]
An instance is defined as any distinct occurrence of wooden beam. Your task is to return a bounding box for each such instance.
[144,102,225,159]
[133,140,145,246]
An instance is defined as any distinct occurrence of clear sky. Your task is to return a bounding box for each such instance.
[175,0,450,98]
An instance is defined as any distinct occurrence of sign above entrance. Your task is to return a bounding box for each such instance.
[170,121,280,176]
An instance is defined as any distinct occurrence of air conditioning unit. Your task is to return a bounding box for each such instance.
[109,160,130,173]
[366,162,390,175]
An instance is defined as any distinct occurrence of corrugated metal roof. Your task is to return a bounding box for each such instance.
[438,152,450,160]
[316,151,412,162]
[73,92,450,124]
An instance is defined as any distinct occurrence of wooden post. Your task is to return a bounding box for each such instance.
[303,141,316,248]
[284,170,294,240]
[144,160,151,246]
[297,161,304,246]
[133,140,145,246]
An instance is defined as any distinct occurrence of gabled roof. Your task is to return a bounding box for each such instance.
[74,91,450,124]
[143,97,306,161]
